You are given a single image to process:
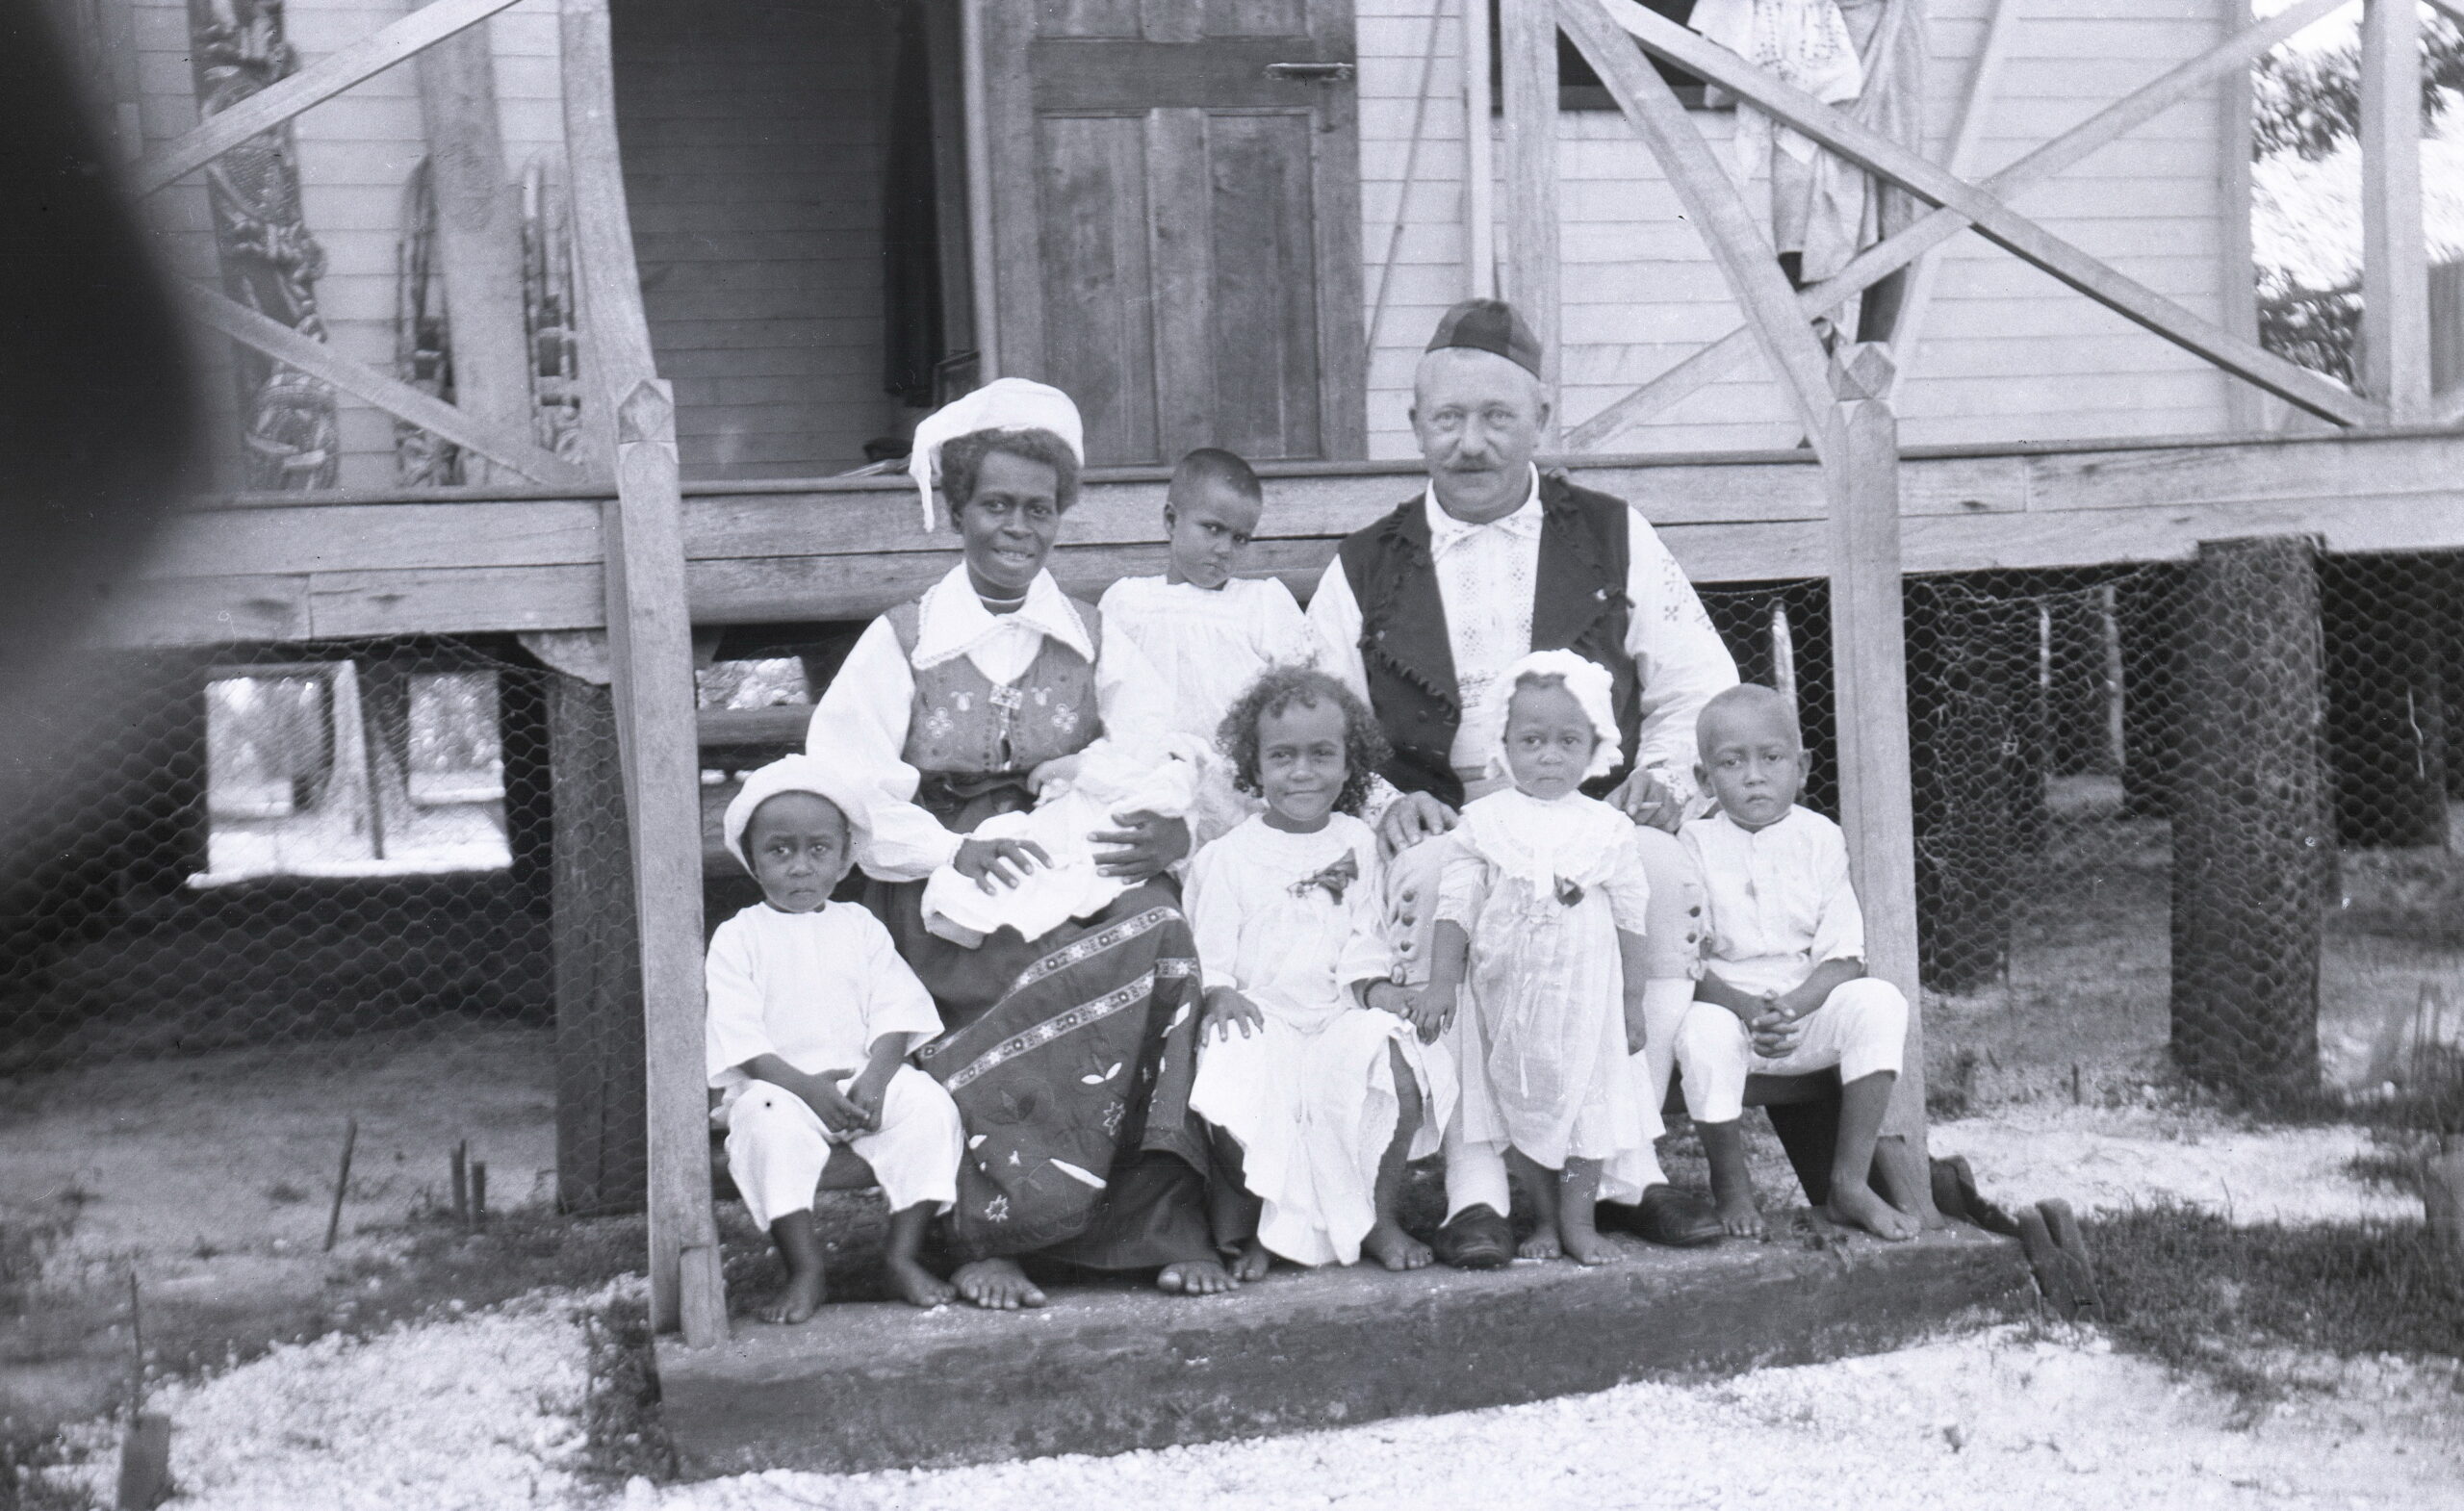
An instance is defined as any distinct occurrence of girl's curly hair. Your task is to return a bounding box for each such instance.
[937,426,1081,525]
[1216,665,1391,817]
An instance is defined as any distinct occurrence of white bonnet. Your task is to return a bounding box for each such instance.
[722,754,873,874]
[1476,649,1624,783]
[905,377,1085,531]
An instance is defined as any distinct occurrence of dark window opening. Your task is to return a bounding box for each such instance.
[1488,0,1714,112]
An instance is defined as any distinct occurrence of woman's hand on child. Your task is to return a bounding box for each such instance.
[1375,791,1457,860]
[955,835,1049,892]
[1092,810,1192,881]
[1203,988,1267,1042]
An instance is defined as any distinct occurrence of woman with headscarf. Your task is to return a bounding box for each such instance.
[807,379,1236,1308]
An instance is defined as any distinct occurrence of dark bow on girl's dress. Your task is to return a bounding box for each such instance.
[1291,851,1361,903]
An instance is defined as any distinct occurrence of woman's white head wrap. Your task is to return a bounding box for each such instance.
[722,754,874,874]
[1476,649,1624,783]
[906,377,1085,531]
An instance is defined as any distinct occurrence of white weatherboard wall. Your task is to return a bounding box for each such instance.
[1355,0,2246,457]
[131,0,571,493]
[134,0,2248,487]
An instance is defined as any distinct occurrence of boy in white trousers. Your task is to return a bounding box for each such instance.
[706,755,965,1319]
[1672,684,1919,1242]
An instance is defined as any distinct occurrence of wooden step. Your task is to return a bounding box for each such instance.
[656,1219,2026,1477]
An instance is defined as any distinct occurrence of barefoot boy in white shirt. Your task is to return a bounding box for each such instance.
[1098,448,1319,844]
[706,756,965,1319]
[1672,684,1919,1242]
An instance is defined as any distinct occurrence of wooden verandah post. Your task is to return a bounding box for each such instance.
[559,0,727,1345]
[1549,0,1936,1212]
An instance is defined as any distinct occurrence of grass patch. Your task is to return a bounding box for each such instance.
[577,1295,678,1486]
[2086,1200,2464,1404]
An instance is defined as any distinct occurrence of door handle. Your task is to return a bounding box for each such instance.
[1264,61,1355,83]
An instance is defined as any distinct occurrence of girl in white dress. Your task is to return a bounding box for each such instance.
[1424,651,1661,1265]
[1187,668,1456,1274]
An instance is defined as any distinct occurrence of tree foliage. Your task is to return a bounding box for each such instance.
[2251,12,2464,162]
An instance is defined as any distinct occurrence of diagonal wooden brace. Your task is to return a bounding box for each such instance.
[1571,0,2377,444]
[136,0,528,196]
[1570,0,2349,448]
[1555,0,1840,457]
[180,283,592,486]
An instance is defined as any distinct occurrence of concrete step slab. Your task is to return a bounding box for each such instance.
[657,1217,2028,1477]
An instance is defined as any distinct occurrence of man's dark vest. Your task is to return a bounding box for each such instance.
[1336,471,1642,808]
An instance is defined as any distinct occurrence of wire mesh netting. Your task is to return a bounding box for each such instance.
[1706,545,2464,1120]
[3,554,2457,1255]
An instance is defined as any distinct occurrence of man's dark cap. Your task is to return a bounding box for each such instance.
[1425,297,1542,376]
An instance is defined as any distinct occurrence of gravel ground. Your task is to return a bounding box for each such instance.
[39,1287,608,1511]
[1931,1107,2409,1225]
[659,1329,2464,1511]
[30,1115,2450,1511]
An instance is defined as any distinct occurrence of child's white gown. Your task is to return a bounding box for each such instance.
[1187,812,1456,1266]
[1439,788,1657,1193]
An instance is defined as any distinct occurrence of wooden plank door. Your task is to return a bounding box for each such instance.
[983,0,1366,465]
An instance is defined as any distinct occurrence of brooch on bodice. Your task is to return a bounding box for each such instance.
[1553,876,1585,907]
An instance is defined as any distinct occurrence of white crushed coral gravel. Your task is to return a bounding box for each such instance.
[658,1328,2464,1511]
[1931,1107,2410,1225]
[42,1286,619,1511]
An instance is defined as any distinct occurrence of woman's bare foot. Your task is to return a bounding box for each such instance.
[1826,1177,1920,1242]
[1716,1190,1767,1240]
[1157,1258,1239,1295]
[886,1256,956,1309]
[1228,1239,1271,1283]
[952,1257,1048,1309]
[1362,1219,1432,1271]
[759,1264,828,1323]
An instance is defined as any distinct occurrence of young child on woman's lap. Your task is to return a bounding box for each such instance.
[706,756,964,1319]
[1187,668,1454,1276]
[1424,652,1661,1265]
[1671,684,1918,1242]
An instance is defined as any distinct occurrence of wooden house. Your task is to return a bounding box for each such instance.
[38,0,2464,1351]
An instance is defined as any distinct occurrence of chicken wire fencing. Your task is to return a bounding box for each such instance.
[0,636,654,1221]
[1704,544,2464,1125]
[4,552,2457,1251]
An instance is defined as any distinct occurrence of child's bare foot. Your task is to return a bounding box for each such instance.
[1826,1177,1920,1242]
[886,1256,956,1309]
[1228,1239,1271,1283]
[1362,1219,1432,1271]
[952,1257,1047,1309]
[759,1265,828,1323]
[1517,1227,1562,1261]
[1716,1191,1766,1240]
[1557,1216,1616,1266]
[1157,1258,1238,1295]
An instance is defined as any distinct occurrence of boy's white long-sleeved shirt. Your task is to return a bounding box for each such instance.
[1679,806,1865,999]
[1096,575,1321,748]
[703,900,944,1095]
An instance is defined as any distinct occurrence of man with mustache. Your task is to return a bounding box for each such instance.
[1306,299,1737,1265]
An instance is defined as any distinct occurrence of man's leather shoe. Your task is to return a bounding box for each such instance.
[1432,1204,1514,1268]
[1615,1184,1724,1247]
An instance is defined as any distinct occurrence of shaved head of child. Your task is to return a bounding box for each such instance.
[1695,684,1805,832]
[1164,448,1264,590]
